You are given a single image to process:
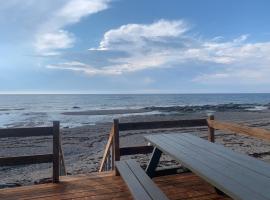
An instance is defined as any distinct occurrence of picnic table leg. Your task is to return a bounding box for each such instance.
[215,188,227,196]
[146,147,162,178]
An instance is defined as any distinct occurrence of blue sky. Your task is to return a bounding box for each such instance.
[1,0,270,94]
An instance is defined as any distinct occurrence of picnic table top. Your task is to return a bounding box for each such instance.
[145,133,270,200]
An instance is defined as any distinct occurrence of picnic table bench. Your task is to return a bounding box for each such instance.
[116,159,169,200]
[145,133,270,200]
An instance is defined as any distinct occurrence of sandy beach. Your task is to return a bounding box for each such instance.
[1,109,270,188]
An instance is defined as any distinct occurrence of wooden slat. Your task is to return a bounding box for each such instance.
[116,160,152,200]
[120,146,154,156]
[146,147,162,178]
[99,127,114,172]
[207,119,270,141]
[113,119,120,175]
[118,119,207,131]
[0,127,53,138]
[0,172,230,200]
[125,160,169,200]
[0,154,53,166]
[154,167,189,177]
[181,133,270,178]
[164,134,270,195]
[52,121,60,183]
[145,133,270,200]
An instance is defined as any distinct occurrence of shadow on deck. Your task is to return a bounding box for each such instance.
[0,172,231,200]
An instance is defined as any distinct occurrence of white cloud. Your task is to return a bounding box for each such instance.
[90,19,189,51]
[0,0,111,55]
[49,19,270,85]
[34,0,111,55]
[34,30,75,54]
[47,61,121,75]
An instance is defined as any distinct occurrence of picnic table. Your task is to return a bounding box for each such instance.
[145,133,270,200]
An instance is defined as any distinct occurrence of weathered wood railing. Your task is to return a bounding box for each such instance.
[99,118,208,172]
[100,114,270,173]
[207,116,270,142]
[0,121,66,183]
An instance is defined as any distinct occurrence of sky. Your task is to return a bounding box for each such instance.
[1,0,270,94]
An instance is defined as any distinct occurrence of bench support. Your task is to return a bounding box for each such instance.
[146,147,162,178]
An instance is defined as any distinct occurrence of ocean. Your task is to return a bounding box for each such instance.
[0,93,270,128]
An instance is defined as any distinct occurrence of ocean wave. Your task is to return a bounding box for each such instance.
[144,103,270,112]
[0,108,25,112]
[61,108,151,116]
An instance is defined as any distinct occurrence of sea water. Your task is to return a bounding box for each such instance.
[0,93,269,128]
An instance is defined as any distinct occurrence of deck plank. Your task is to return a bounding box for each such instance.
[0,172,230,200]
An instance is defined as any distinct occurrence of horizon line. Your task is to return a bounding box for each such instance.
[0,92,270,95]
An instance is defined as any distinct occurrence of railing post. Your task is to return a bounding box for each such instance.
[53,121,60,183]
[208,115,215,143]
[113,119,120,175]
[111,141,115,170]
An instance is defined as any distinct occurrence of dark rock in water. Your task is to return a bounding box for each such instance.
[145,103,265,113]
[34,177,52,184]
[72,106,80,109]
[0,182,21,189]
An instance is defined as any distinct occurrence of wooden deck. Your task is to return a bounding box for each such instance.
[0,172,230,200]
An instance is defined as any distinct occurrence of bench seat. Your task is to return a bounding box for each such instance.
[115,159,169,200]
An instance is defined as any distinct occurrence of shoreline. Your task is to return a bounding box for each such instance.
[1,110,270,188]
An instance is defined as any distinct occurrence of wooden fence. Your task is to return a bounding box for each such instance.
[99,115,270,173]
[99,118,208,172]
[0,121,66,183]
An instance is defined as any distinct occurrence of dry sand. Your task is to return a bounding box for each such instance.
[1,110,270,188]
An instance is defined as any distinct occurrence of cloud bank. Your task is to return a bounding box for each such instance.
[49,19,270,84]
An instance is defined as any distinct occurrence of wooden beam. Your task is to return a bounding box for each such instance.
[0,127,53,138]
[99,127,114,172]
[118,119,207,131]
[113,119,120,175]
[154,167,191,177]
[52,121,60,183]
[120,146,154,156]
[208,115,215,142]
[0,154,53,166]
[207,119,270,141]
[145,147,162,178]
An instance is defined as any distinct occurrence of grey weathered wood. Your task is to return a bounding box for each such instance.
[116,160,152,200]
[164,134,270,197]
[145,147,162,178]
[118,119,207,131]
[120,146,154,156]
[154,166,189,177]
[113,119,120,175]
[207,115,215,142]
[52,121,60,183]
[0,154,53,166]
[181,133,270,178]
[113,119,120,162]
[0,127,53,138]
[145,133,270,200]
[116,159,169,200]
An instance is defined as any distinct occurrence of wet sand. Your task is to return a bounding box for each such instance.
[1,110,270,188]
